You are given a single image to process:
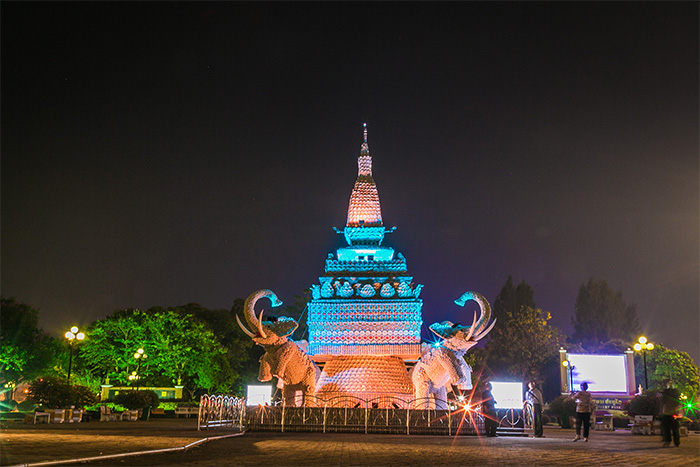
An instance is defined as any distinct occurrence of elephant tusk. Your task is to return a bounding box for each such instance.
[236,314,256,338]
[472,318,497,342]
[257,307,268,339]
[244,291,263,334]
[464,312,478,341]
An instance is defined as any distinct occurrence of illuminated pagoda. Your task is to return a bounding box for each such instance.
[306,124,424,402]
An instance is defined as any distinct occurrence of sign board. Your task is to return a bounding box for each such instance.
[560,349,636,395]
[246,385,272,406]
[490,382,523,409]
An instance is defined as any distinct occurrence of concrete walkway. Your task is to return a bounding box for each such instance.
[2,420,698,466]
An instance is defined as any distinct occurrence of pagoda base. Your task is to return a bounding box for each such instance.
[315,355,414,407]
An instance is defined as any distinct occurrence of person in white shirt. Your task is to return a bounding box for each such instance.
[525,381,544,437]
[571,382,594,442]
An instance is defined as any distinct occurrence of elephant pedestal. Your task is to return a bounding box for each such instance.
[315,355,413,407]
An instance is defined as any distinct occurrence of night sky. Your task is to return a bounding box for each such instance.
[3,3,698,363]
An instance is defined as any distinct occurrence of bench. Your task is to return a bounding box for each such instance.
[174,407,199,418]
[594,411,614,431]
[99,406,121,421]
[69,408,84,423]
[631,415,653,435]
[121,410,139,421]
[49,409,66,423]
[30,412,50,424]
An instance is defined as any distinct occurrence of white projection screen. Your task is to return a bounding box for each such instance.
[246,385,272,405]
[567,354,629,393]
[490,382,523,409]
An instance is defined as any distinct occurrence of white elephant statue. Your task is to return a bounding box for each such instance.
[236,289,319,406]
[411,291,496,409]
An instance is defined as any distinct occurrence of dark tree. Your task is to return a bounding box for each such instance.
[492,275,536,323]
[484,278,562,398]
[171,302,255,392]
[0,297,61,389]
[485,306,563,386]
[571,278,640,346]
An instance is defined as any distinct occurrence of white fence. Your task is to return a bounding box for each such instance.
[198,394,524,435]
[197,394,245,431]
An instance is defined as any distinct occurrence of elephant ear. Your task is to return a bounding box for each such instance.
[429,321,468,340]
[261,315,299,338]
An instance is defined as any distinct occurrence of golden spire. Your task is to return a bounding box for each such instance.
[347,123,383,229]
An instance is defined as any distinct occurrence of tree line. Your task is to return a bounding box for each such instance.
[0,298,262,403]
[474,276,699,403]
[1,276,698,405]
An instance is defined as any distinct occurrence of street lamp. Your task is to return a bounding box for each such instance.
[129,348,147,390]
[633,336,654,390]
[562,360,576,392]
[64,326,85,386]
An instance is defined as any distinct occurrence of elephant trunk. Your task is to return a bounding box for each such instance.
[454,291,493,340]
[242,289,284,339]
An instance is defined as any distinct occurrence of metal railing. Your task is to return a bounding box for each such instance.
[244,395,483,435]
[197,394,245,431]
[198,394,524,435]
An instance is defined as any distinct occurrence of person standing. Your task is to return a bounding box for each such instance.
[482,382,498,437]
[660,380,681,447]
[571,382,594,442]
[525,381,544,437]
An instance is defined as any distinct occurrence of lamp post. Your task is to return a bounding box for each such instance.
[64,326,85,385]
[633,336,654,390]
[129,348,147,391]
[562,360,575,392]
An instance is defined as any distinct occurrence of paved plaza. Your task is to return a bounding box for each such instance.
[1,419,698,467]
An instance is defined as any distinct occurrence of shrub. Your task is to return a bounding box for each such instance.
[549,395,576,418]
[114,390,160,410]
[27,377,98,408]
[622,391,659,417]
[17,400,36,412]
[71,385,98,407]
[548,395,576,427]
[28,377,71,407]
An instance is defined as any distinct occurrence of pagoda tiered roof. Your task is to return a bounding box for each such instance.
[306,124,424,361]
